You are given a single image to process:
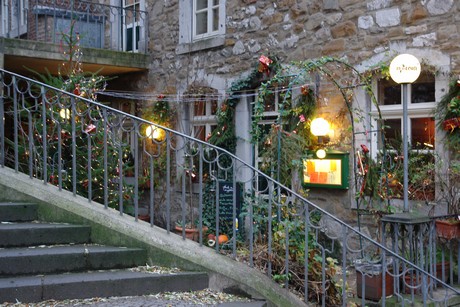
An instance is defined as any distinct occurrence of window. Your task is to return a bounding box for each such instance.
[373,72,437,151]
[19,0,27,28]
[190,96,218,141]
[0,1,7,36]
[177,0,225,54]
[193,0,220,40]
[9,0,29,37]
[3,0,28,38]
[123,0,144,52]
[250,90,282,193]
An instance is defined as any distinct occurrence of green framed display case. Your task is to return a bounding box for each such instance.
[302,150,349,189]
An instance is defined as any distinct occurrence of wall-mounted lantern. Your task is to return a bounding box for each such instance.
[310,117,330,159]
[59,108,70,120]
[310,117,330,139]
[145,124,165,142]
[315,148,326,159]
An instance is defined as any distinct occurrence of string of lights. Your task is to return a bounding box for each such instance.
[96,83,319,102]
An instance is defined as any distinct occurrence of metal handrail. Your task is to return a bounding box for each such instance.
[0,68,459,306]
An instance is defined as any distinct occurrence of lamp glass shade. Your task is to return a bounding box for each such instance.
[146,125,164,141]
[316,149,327,159]
[389,54,421,84]
[59,108,70,119]
[310,118,330,136]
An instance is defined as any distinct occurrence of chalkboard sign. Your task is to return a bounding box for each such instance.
[218,181,241,221]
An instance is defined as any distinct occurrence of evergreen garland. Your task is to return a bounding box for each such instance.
[207,55,282,153]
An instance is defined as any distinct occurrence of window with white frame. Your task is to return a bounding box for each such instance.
[250,90,282,193]
[190,96,218,141]
[193,0,220,40]
[177,0,225,54]
[372,72,437,152]
[6,0,28,38]
[19,0,27,28]
[0,0,7,36]
[360,71,446,202]
[123,0,144,52]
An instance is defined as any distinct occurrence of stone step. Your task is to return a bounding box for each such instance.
[0,270,209,303]
[0,222,91,247]
[0,202,38,222]
[0,245,147,276]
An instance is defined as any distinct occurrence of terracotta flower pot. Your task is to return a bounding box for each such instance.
[435,219,460,240]
[174,226,208,242]
[356,265,394,301]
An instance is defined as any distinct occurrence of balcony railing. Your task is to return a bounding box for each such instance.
[0,69,459,306]
[1,0,148,53]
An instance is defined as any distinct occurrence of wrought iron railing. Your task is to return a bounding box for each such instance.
[1,0,148,53]
[0,69,459,306]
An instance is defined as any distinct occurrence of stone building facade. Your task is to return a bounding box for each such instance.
[135,0,458,217]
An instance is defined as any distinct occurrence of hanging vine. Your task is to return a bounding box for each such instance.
[207,55,282,153]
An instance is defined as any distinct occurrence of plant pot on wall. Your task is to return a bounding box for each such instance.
[435,219,460,240]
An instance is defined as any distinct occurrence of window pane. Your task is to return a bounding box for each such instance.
[125,10,134,24]
[212,7,219,32]
[213,0,219,5]
[196,11,207,35]
[196,0,207,10]
[411,117,435,149]
[194,125,206,141]
[412,74,435,103]
[194,100,205,116]
[378,78,401,105]
[263,93,277,112]
[210,100,218,115]
[126,27,133,51]
[382,119,401,149]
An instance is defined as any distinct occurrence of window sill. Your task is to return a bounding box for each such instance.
[176,35,225,55]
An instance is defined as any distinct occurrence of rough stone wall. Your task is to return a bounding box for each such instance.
[140,0,459,218]
[146,0,459,92]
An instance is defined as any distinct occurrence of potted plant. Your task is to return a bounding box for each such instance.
[434,78,460,239]
[355,260,394,301]
[433,160,460,240]
[173,159,208,242]
[174,221,208,241]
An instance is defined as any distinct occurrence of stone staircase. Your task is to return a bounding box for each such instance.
[0,202,209,304]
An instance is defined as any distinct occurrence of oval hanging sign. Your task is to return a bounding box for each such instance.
[389,54,421,84]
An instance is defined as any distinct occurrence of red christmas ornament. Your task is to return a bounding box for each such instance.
[73,85,81,96]
[301,85,309,95]
[258,55,273,75]
[85,124,96,133]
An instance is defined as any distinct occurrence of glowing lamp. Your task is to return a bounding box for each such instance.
[389,53,420,212]
[310,118,330,136]
[389,54,421,84]
[59,108,70,120]
[145,125,165,141]
[316,149,326,159]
